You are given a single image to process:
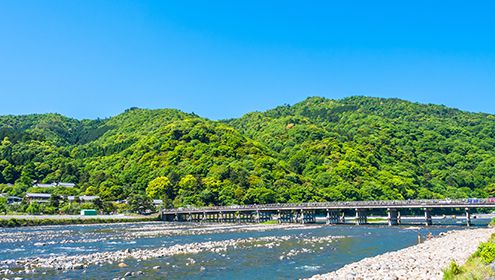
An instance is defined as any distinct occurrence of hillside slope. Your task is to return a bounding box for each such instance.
[227,96,495,200]
[1,96,495,206]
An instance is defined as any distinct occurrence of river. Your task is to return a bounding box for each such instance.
[0,217,490,279]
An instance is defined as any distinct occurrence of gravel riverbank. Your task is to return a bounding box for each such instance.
[308,227,495,280]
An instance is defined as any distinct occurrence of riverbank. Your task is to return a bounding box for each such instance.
[0,214,159,227]
[308,227,495,280]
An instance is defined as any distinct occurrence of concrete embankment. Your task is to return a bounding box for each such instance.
[308,227,494,280]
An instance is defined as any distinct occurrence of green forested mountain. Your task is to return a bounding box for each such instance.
[1,96,495,207]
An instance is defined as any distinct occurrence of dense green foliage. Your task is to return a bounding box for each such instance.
[228,96,495,201]
[476,241,495,264]
[1,96,495,208]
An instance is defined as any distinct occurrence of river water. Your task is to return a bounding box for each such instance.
[0,218,490,279]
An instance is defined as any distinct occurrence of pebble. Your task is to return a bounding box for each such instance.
[307,228,495,280]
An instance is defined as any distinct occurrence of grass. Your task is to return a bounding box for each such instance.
[0,216,159,227]
[366,217,388,223]
[260,220,279,225]
[443,233,495,280]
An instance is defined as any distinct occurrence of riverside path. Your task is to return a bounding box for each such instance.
[161,198,495,226]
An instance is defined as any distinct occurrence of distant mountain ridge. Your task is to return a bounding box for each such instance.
[1,96,495,206]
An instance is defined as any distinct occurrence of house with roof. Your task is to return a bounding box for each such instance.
[25,193,52,203]
[32,182,76,188]
[57,182,76,188]
[0,194,22,204]
[67,195,100,203]
[153,199,163,207]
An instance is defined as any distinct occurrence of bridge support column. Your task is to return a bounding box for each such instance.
[163,213,175,221]
[465,208,471,227]
[355,209,367,225]
[339,211,346,224]
[387,208,399,226]
[301,210,315,224]
[424,208,432,226]
[278,210,295,223]
[255,210,260,223]
[326,209,340,224]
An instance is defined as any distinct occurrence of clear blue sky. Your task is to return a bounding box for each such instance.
[0,1,494,120]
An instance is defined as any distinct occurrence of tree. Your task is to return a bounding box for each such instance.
[0,196,7,214]
[26,202,41,215]
[179,175,199,191]
[49,194,62,209]
[127,193,155,214]
[146,176,171,199]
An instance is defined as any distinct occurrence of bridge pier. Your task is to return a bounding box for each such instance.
[238,211,254,223]
[424,208,432,226]
[326,209,342,224]
[300,209,315,224]
[259,211,272,222]
[255,210,260,223]
[355,208,367,225]
[387,208,400,226]
[278,210,296,223]
[194,213,202,222]
[465,208,471,227]
[163,213,175,222]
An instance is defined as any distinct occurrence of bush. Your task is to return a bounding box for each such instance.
[477,242,495,264]
[42,205,57,215]
[443,261,464,279]
[489,218,495,227]
[26,203,41,215]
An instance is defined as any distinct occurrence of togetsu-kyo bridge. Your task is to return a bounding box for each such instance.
[161,198,495,226]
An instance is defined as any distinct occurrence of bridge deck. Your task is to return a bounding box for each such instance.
[161,199,495,214]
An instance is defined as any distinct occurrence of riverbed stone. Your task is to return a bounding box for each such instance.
[307,228,494,280]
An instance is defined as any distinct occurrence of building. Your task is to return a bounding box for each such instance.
[7,196,22,204]
[153,199,163,207]
[67,195,100,203]
[25,193,52,203]
[32,182,76,188]
[57,182,76,188]
[0,194,22,204]
[33,183,56,188]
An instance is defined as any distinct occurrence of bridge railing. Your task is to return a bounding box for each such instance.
[162,198,495,212]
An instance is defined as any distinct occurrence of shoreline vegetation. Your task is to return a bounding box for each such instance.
[443,233,495,279]
[0,214,159,227]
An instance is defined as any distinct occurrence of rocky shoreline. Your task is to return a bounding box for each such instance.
[308,227,494,280]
